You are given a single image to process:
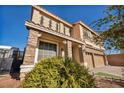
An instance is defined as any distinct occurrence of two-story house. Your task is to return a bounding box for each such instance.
[21,6,107,77]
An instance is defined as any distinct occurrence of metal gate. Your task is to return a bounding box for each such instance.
[0,58,13,73]
[0,49,13,73]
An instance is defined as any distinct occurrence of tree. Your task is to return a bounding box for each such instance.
[91,5,124,53]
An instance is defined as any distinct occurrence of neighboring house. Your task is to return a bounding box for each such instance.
[21,6,107,77]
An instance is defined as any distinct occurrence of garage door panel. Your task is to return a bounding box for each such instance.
[86,53,94,69]
[94,55,105,68]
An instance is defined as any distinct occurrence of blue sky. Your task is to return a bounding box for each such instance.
[0,5,107,51]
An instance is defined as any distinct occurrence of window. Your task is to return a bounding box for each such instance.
[63,26,66,34]
[83,29,93,41]
[49,20,52,28]
[83,29,88,39]
[56,23,59,31]
[40,16,44,25]
[38,41,57,61]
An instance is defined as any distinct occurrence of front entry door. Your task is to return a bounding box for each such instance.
[38,41,57,61]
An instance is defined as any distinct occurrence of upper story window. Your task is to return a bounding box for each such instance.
[40,16,44,25]
[83,29,93,41]
[39,14,71,36]
[49,19,52,28]
[56,23,59,31]
[63,26,66,34]
[64,26,71,36]
[83,29,88,39]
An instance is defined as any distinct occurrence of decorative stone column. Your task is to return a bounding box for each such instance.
[63,40,72,58]
[103,53,108,66]
[91,53,95,68]
[20,29,41,80]
[79,45,87,67]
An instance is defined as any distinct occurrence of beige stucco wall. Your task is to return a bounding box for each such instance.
[73,45,80,63]
[72,24,81,40]
[107,54,124,66]
[31,7,71,37]
[85,47,104,55]
[32,9,40,24]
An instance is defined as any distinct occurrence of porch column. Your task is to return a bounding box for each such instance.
[20,29,41,79]
[79,45,87,66]
[23,29,41,65]
[103,53,108,65]
[63,40,72,58]
[91,53,95,68]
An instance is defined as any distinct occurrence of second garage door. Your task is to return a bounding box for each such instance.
[94,54,105,68]
[85,52,94,69]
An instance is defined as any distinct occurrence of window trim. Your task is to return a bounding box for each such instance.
[40,16,44,26]
[34,39,59,63]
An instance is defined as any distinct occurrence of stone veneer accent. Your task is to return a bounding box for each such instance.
[23,29,40,65]
[20,29,41,80]
[66,40,72,58]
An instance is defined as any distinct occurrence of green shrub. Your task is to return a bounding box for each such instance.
[21,57,95,88]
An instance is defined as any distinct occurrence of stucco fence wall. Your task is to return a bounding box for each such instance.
[107,54,124,66]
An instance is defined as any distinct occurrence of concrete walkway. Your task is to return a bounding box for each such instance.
[0,75,20,88]
[91,66,124,77]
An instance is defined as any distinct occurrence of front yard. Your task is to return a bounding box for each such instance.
[94,72,124,88]
[0,72,124,88]
[0,65,124,88]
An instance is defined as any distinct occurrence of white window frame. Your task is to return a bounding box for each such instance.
[34,39,59,63]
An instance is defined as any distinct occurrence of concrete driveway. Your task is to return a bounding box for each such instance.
[91,66,124,77]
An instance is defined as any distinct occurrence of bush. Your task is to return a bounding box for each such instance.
[21,57,95,88]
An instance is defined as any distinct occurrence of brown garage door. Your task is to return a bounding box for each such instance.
[94,54,105,68]
[85,52,94,69]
